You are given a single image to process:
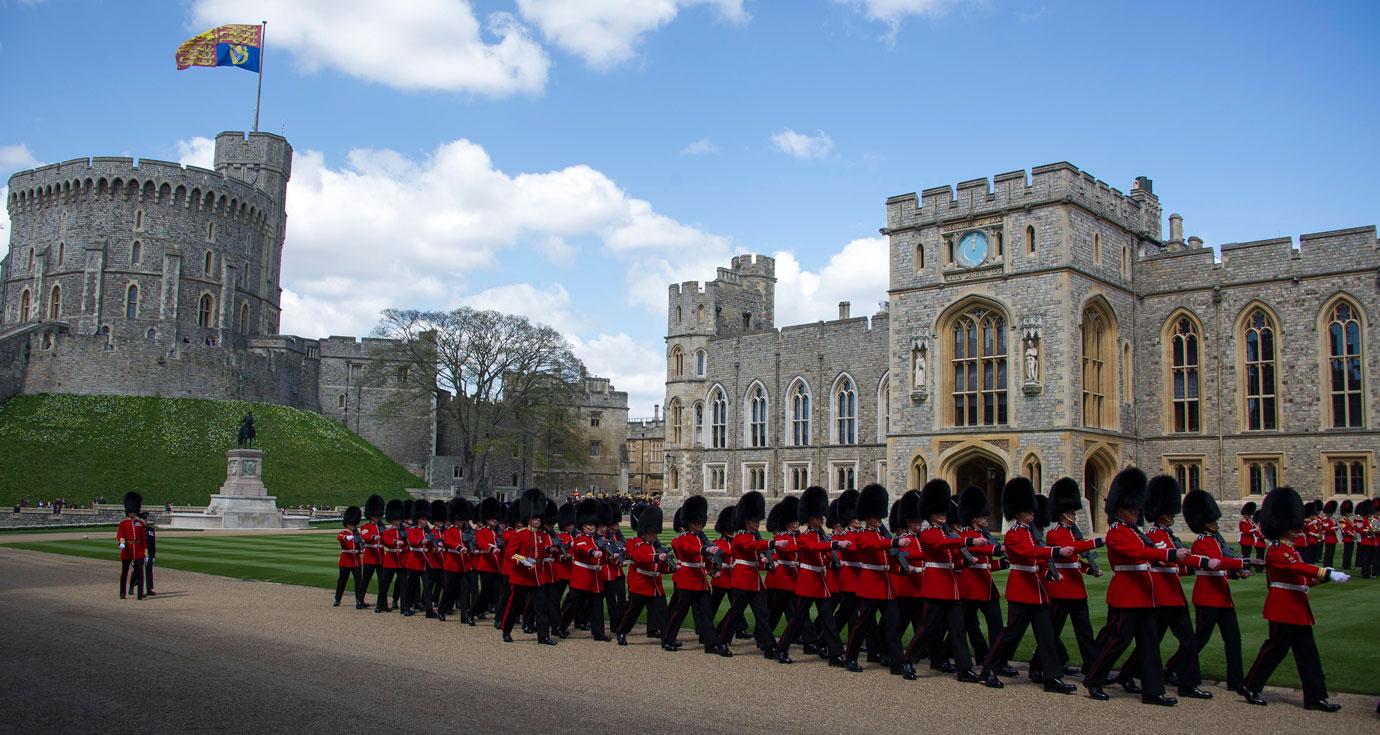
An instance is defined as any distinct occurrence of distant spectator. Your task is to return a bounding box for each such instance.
[164,502,172,513]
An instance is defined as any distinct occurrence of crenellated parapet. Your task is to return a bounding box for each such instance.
[1137,225,1379,295]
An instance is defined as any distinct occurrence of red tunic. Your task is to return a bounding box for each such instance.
[553,531,573,582]
[381,525,407,570]
[671,531,714,592]
[850,527,894,601]
[116,518,147,561]
[440,526,463,573]
[1044,523,1100,600]
[890,530,925,599]
[1238,518,1258,548]
[506,527,554,587]
[765,532,799,591]
[337,529,364,569]
[791,529,836,599]
[1002,523,1057,605]
[472,526,500,573]
[1188,534,1246,608]
[1262,541,1329,625]
[729,531,770,592]
[359,521,384,566]
[404,526,428,572]
[599,530,626,582]
[711,536,733,590]
[1322,517,1339,545]
[569,533,604,593]
[626,536,670,597]
[501,528,518,578]
[1144,524,1189,608]
[836,527,859,594]
[1103,521,1178,608]
[1363,518,1380,547]
[956,527,997,602]
[918,526,964,601]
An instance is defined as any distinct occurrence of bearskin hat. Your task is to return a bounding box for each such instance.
[576,499,601,529]
[898,489,923,525]
[343,505,362,527]
[799,486,829,524]
[638,505,664,535]
[837,489,860,525]
[384,498,404,522]
[1105,467,1148,518]
[601,501,622,527]
[714,505,737,536]
[673,506,685,533]
[122,491,142,515]
[1033,494,1052,530]
[431,499,449,524]
[1323,499,1338,515]
[1359,499,1374,517]
[1340,499,1354,514]
[857,483,889,522]
[402,499,416,522]
[1240,500,1257,518]
[1145,475,1183,521]
[478,497,501,523]
[1002,477,1037,521]
[919,479,951,518]
[413,499,430,522]
[1181,490,1220,535]
[734,491,767,526]
[1260,485,1305,540]
[888,498,902,533]
[1050,477,1082,515]
[364,494,385,519]
[778,496,799,529]
[542,498,558,527]
[517,488,547,524]
[629,502,644,532]
[826,499,840,528]
[448,498,471,524]
[957,485,990,526]
[557,502,576,529]
[683,495,709,528]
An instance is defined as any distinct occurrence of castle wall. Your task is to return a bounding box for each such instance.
[317,336,434,476]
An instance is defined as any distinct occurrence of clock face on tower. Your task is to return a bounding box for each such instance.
[956,230,989,268]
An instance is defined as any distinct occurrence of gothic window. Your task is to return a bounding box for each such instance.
[1331,459,1367,495]
[1026,225,1036,254]
[135,209,144,230]
[48,285,60,320]
[1245,458,1278,496]
[1093,232,1102,263]
[1242,308,1278,431]
[669,399,683,444]
[910,456,927,489]
[198,294,215,329]
[57,242,65,265]
[876,373,890,442]
[1023,454,1042,492]
[668,465,679,491]
[745,464,766,492]
[26,248,34,271]
[696,304,705,324]
[675,305,682,323]
[1081,304,1115,428]
[205,250,215,276]
[832,463,856,492]
[693,401,704,444]
[748,384,768,448]
[915,243,924,271]
[239,303,250,333]
[695,349,706,377]
[1171,460,1202,493]
[670,345,684,377]
[1169,316,1201,432]
[996,231,1004,257]
[131,241,142,265]
[124,284,139,320]
[207,221,216,242]
[710,388,727,449]
[833,376,857,445]
[1325,300,1364,428]
[707,464,727,492]
[950,305,1008,426]
[787,463,809,492]
[789,380,811,447]
[19,289,31,321]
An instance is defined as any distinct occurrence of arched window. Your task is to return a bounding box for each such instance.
[1169,316,1200,432]
[668,465,679,492]
[1093,232,1102,263]
[1026,225,1036,254]
[833,376,857,445]
[709,388,727,449]
[1081,304,1115,428]
[910,456,927,489]
[1325,300,1364,428]
[131,241,142,265]
[748,384,768,448]
[789,379,811,447]
[693,401,705,445]
[135,209,144,230]
[1121,246,1130,277]
[695,349,707,377]
[338,394,346,409]
[239,302,250,333]
[1023,454,1042,492]
[670,345,684,377]
[950,305,1008,426]
[198,294,215,328]
[1122,343,1132,401]
[1333,460,1366,495]
[876,373,890,442]
[207,221,216,242]
[19,289,31,321]
[204,250,214,275]
[675,305,682,323]
[915,243,925,271]
[26,248,34,271]
[124,284,139,320]
[696,304,705,324]
[1242,308,1278,431]
[57,242,65,265]
[48,285,61,320]
[669,399,683,444]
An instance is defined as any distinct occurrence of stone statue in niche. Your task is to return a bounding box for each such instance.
[1024,339,1039,383]
[909,333,930,400]
[913,347,927,390]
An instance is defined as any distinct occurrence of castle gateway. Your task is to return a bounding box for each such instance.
[662,164,1379,528]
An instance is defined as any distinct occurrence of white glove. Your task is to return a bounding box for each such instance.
[1329,569,1350,584]
[118,542,126,550]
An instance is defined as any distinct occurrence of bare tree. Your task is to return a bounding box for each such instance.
[373,307,586,496]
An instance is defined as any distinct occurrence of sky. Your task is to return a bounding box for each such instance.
[2,0,1379,416]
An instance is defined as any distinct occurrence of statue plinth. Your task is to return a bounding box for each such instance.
[219,448,268,497]
[169,448,308,530]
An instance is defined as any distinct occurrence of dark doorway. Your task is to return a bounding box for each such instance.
[954,455,1007,530]
[1083,456,1114,533]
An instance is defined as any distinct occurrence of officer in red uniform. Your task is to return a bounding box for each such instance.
[905,480,983,682]
[615,504,673,645]
[978,477,1077,694]
[1241,485,1350,711]
[1036,477,1104,678]
[359,494,385,608]
[439,498,476,624]
[1118,475,1216,700]
[560,498,611,641]
[500,489,559,645]
[715,491,778,656]
[954,485,1006,671]
[335,505,366,608]
[1321,500,1339,567]
[469,497,503,623]
[663,496,730,655]
[376,499,406,613]
[116,491,147,600]
[775,486,848,665]
[1083,468,1204,706]
[842,484,916,679]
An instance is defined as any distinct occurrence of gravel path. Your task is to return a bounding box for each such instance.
[2,547,1374,733]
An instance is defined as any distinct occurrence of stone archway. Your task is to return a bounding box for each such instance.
[950,453,1008,530]
[1083,448,1118,533]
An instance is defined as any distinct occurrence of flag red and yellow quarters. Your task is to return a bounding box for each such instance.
[176,24,262,72]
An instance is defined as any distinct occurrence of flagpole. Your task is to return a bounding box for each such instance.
[253,20,267,132]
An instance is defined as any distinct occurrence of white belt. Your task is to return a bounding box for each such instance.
[799,563,827,573]
[408,547,427,552]
[573,560,601,571]
[1113,564,1150,572]
[840,561,862,568]
[1150,567,1179,574]
[679,561,705,569]
[733,559,759,568]
[968,563,991,570]
[1052,562,1080,569]
[775,560,798,568]
[1269,582,1309,593]
[858,562,889,571]
[923,562,954,570]
[1195,570,1228,577]
[1008,564,1039,573]
[636,567,661,577]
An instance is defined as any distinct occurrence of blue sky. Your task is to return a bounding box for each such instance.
[3,0,1378,414]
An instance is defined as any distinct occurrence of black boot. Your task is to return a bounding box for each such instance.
[1044,678,1076,694]
[891,662,918,680]
[616,634,628,646]
[980,670,1005,688]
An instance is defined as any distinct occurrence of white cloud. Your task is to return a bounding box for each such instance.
[772,236,890,326]
[190,0,549,96]
[0,143,41,172]
[769,129,834,160]
[0,187,8,245]
[681,137,719,156]
[517,0,747,70]
[463,282,581,335]
[570,332,667,416]
[175,137,215,169]
[837,0,957,31]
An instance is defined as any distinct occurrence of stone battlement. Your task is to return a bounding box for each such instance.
[7,155,276,219]
[1138,225,1379,293]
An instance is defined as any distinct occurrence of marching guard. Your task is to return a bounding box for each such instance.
[335,505,366,608]
[359,494,385,608]
[663,495,731,655]
[1035,478,1104,678]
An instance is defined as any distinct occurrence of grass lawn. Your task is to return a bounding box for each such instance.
[14,530,1378,696]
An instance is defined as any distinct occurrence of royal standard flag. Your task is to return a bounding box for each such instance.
[175,24,261,73]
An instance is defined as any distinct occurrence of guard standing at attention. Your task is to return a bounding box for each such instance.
[116,491,147,600]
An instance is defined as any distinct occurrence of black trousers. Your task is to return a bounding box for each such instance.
[984,601,1062,677]
[1245,621,1329,704]
[616,591,668,635]
[711,587,750,635]
[1341,541,1354,570]
[120,559,145,598]
[962,597,1003,662]
[664,588,721,647]
[1323,542,1337,568]
[399,569,420,611]
[423,568,444,613]
[470,571,501,617]
[440,570,475,617]
[1085,606,1165,697]
[360,564,380,603]
[1255,545,1265,561]
[374,567,397,611]
[717,588,775,651]
[1359,545,1376,578]
[1122,605,1201,688]
[780,595,843,657]
[845,598,903,664]
[1035,597,1098,672]
[831,591,857,642]
[1165,605,1244,689]
[604,577,627,628]
[335,566,362,604]
[907,599,972,671]
[501,584,550,637]
[562,587,606,638]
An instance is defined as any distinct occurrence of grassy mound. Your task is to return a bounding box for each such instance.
[0,394,424,507]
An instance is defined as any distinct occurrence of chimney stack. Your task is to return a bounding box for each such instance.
[838,301,851,320]
[653,404,661,421]
[1168,213,1184,242]
[1187,236,1203,249]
